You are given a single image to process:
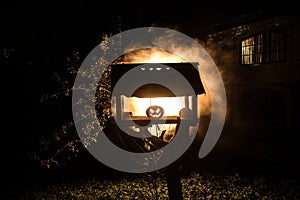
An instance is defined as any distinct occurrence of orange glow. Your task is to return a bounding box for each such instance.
[118,48,211,118]
[120,49,188,117]
[124,96,185,116]
[120,48,186,64]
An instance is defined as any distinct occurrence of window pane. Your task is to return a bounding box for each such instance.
[241,32,287,65]
[241,37,255,64]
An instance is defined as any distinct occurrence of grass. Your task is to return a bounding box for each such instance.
[15,170,300,200]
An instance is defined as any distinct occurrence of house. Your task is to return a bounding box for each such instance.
[194,11,300,136]
[170,11,300,176]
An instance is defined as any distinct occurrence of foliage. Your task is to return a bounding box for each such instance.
[18,171,300,200]
[33,32,115,169]
[32,49,81,169]
[31,15,123,170]
[32,27,154,169]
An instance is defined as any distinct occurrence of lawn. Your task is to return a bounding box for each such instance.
[16,170,300,200]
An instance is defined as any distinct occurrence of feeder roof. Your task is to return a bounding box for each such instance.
[110,62,205,97]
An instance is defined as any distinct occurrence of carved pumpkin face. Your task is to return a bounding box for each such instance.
[146,105,164,119]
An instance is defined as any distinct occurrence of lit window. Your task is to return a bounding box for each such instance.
[241,33,263,64]
[241,31,287,65]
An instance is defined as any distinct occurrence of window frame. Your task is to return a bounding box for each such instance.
[240,30,287,65]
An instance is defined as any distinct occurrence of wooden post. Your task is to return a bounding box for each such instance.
[164,121,189,200]
[165,160,183,200]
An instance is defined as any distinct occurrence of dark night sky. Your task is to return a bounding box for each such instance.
[2,4,298,157]
[1,4,299,194]
[2,5,297,53]
[2,5,298,146]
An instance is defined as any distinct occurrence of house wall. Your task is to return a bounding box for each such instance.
[201,13,300,134]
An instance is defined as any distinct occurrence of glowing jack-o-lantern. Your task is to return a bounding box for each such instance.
[146,105,164,119]
[110,62,205,138]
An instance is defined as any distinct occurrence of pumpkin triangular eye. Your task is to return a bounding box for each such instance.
[150,108,155,113]
[156,108,160,113]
